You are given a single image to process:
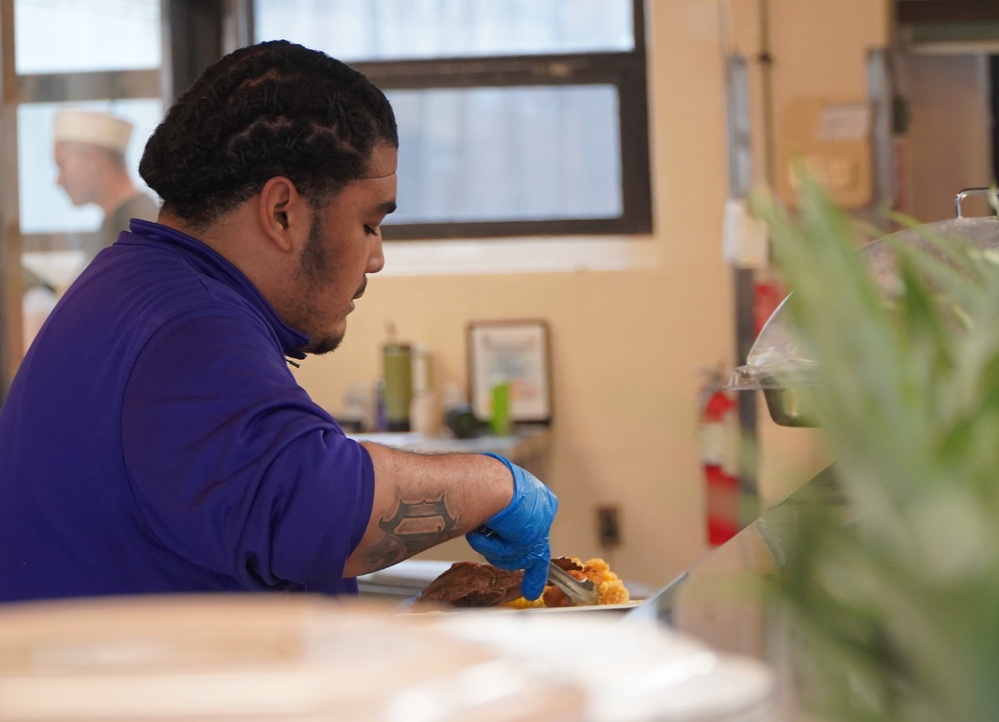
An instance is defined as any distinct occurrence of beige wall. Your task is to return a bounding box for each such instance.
[748,0,890,505]
[292,0,890,588]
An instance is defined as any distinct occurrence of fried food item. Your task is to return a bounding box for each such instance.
[583,557,631,605]
[505,556,630,609]
[415,557,631,609]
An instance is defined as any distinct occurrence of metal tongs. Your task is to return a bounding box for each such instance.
[547,560,601,606]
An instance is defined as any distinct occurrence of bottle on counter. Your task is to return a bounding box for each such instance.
[489,377,512,436]
[409,345,442,436]
[381,323,413,432]
[336,382,370,433]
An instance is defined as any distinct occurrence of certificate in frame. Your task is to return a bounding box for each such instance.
[467,320,552,425]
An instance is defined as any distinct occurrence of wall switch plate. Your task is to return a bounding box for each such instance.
[596,505,621,549]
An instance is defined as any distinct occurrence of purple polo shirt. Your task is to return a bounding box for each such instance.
[0,220,375,603]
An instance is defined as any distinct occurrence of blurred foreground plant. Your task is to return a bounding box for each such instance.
[755,179,999,721]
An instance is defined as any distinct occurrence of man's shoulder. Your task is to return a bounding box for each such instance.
[91,230,287,351]
[90,240,252,321]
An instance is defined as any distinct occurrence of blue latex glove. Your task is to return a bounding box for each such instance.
[465,453,558,601]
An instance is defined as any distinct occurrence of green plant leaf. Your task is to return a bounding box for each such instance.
[752,175,999,720]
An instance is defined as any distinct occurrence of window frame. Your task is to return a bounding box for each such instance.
[255,0,652,241]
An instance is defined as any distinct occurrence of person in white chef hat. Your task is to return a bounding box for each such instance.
[53,108,160,265]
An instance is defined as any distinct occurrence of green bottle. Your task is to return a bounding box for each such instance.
[382,332,413,432]
[490,378,511,436]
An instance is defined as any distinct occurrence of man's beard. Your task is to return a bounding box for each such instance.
[299,215,344,356]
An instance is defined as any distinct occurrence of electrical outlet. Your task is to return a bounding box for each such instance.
[596,505,621,549]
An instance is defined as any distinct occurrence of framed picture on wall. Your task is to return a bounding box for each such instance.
[467,320,552,425]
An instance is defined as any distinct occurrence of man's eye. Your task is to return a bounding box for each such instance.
[364,225,378,236]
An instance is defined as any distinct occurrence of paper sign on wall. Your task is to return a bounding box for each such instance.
[722,198,769,269]
[776,98,873,210]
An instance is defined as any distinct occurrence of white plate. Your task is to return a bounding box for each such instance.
[502,601,643,613]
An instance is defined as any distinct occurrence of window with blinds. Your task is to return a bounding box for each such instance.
[253,0,652,240]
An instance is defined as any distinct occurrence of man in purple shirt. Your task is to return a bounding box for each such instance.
[0,41,556,604]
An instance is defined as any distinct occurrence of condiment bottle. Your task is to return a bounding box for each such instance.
[381,323,413,432]
[489,378,512,436]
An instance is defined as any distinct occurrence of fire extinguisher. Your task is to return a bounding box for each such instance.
[698,368,740,547]
[753,271,786,338]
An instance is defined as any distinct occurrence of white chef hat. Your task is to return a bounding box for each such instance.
[53,109,133,154]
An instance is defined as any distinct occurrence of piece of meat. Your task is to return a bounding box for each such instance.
[552,557,582,573]
[415,561,525,608]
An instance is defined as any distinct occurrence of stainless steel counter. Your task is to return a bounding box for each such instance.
[621,467,843,719]
[348,424,550,476]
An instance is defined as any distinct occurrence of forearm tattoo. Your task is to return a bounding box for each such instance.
[364,496,458,568]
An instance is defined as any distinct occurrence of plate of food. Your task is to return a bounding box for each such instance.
[412,556,640,612]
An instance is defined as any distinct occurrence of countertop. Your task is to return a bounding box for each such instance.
[348,424,550,472]
[621,466,844,719]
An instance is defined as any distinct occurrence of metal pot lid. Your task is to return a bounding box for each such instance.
[729,189,999,392]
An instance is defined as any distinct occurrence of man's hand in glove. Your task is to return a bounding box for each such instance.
[466,453,558,600]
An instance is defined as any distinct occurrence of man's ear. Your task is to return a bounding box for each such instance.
[257,177,308,253]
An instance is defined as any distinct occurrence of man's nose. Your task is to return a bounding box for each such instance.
[368,234,385,274]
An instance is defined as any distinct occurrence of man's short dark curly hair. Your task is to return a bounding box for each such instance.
[139,40,398,228]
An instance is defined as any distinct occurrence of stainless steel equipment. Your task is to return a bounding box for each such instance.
[547,560,601,606]
[728,188,999,427]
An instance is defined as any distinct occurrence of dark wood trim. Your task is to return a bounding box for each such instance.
[897,1,999,24]
[382,214,651,242]
[162,0,224,102]
[18,69,159,104]
[0,0,19,392]
[632,0,647,55]
[619,51,654,237]
[354,52,644,89]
